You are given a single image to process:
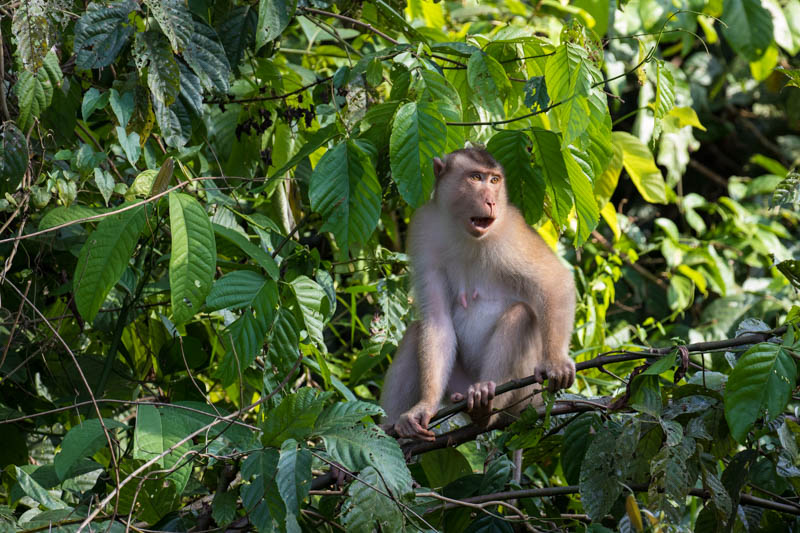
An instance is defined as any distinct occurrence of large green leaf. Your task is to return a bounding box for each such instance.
[217,6,258,70]
[54,418,127,481]
[546,43,591,147]
[487,130,545,224]
[257,0,298,50]
[341,466,406,533]
[133,405,192,494]
[206,270,278,312]
[0,122,28,195]
[314,401,384,434]
[290,276,326,347]
[466,50,510,116]
[183,20,232,93]
[649,436,696,522]
[724,342,797,442]
[39,205,105,230]
[213,223,279,279]
[261,388,330,447]
[74,204,149,322]
[530,129,572,226]
[564,148,599,245]
[154,95,192,148]
[134,31,180,106]
[74,0,136,70]
[612,131,667,204]
[322,424,412,497]
[15,468,67,510]
[309,140,381,254]
[13,52,61,131]
[652,61,675,121]
[11,0,50,72]
[169,193,217,325]
[721,0,774,61]
[144,0,193,51]
[276,439,311,515]
[268,307,302,372]
[389,101,447,208]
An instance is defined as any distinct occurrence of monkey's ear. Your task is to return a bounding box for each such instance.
[433,157,445,179]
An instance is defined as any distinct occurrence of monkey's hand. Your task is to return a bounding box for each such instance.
[450,381,495,427]
[534,358,576,392]
[395,403,437,441]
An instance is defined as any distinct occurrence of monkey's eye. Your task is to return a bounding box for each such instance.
[470,173,482,181]
[490,176,501,184]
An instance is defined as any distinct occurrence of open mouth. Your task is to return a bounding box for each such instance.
[470,217,495,231]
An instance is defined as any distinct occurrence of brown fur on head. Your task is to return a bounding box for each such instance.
[432,148,507,239]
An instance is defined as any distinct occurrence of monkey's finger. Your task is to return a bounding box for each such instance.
[411,420,436,441]
[467,385,476,411]
[487,381,496,398]
[451,392,464,402]
[479,384,491,407]
[534,368,546,384]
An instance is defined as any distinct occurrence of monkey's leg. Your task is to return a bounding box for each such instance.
[472,302,541,426]
[380,322,422,426]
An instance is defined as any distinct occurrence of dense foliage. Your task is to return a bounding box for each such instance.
[1,0,800,531]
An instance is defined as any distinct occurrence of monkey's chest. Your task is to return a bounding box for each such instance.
[449,282,518,359]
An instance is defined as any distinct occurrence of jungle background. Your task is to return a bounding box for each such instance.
[1,0,800,531]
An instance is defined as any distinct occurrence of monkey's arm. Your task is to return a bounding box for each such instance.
[535,268,576,391]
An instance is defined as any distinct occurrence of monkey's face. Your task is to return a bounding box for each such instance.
[437,158,506,239]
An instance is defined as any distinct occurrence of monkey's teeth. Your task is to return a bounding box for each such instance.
[470,217,495,229]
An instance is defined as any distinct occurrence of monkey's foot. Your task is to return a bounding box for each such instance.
[534,358,576,392]
[451,381,496,426]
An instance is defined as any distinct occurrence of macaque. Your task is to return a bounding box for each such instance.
[380,147,576,441]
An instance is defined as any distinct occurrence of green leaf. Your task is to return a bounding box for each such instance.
[724,342,798,442]
[265,124,339,184]
[169,193,217,325]
[144,0,193,51]
[652,60,675,121]
[74,204,149,322]
[268,307,302,372]
[419,448,472,489]
[530,129,572,226]
[290,275,326,347]
[546,43,592,147]
[564,148,599,245]
[257,0,298,49]
[154,95,192,148]
[133,405,192,494]
[467,50,510,116]
[217,6,258,71]
[314,401,384,434]
[649,436,695,522]
[389,101,447,208]
[321,424,412,496]
[310,140,382,254]
[13,52,61,131]
[15,468,67,510]
[579,426,624,521]
[74,0,136,70]
[212,223,279,280]
[487,130,545,224]
[561,413,601,485]
[341,466,406,533]
[183,20,232,93]
[772,171,800,211]
[116,126,141,165]
[134,31,180,106]
[721,0,774,61]
[276,439,312,514]
[0,122,28,195]
[206,270,278,313]
[524,76,550,111]
[211,489,237,527]
[39,205,103,230]
[261,388,330,447]
[12,2,50,72]
[54,418,126,481]
[612,131,667,204]
[777,259,800,289]
[81,87,109,121]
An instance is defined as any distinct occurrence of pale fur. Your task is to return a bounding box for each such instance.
[381,151,576,440]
